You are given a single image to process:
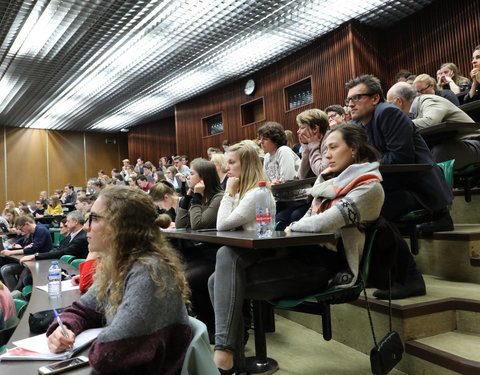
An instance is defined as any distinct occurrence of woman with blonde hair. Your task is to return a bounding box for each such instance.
[2,200,16,218]
[413,73,460,105]
[211,153,228,190]
[209,140,276,374]
[45,195,63,216]
[437,62,470,94]
[47,186,192,374]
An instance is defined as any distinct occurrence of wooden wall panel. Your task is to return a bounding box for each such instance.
[48,131,86,192]
[84,132,127,181]
[175,23,355,158]
[0,127,6,202]
[5,127,48,202]
[379,0,480,89]
[128,116,176,165]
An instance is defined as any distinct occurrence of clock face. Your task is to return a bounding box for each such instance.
[244,79,255,95]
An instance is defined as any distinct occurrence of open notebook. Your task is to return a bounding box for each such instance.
[0,327,103,361]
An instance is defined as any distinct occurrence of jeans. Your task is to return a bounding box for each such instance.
[208,245,339,372]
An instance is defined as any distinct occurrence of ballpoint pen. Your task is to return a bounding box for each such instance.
[53,308,70,339]
[61,271,72,279]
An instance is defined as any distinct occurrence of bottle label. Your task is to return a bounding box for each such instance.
[256,211,272,223]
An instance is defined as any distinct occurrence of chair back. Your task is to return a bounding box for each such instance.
[180,317,220,375]
[70,258,86,270]
[437,159,455,188]
[0,315,20,346]
[13,298,28,318]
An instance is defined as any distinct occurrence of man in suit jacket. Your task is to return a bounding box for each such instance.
[387,82,480,170]
[20,210,89,262]
[345,74,454,299]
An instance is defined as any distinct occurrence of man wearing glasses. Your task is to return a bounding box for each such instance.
[413,74,459,106]
[344,74,453,299]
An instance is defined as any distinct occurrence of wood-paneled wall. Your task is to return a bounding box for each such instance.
[128,0,480,160]
[0,126,128,203]
[127,116,176,164]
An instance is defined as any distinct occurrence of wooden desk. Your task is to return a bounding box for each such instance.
[163,228,335,248]
[379,164,432,173]
[1,257,88,375]
[270,177,316,192]
[163,229,336,375]
[418,122,480,137]
[459,100,480,121]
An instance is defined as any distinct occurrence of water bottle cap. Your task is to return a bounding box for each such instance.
[52,261,59,265]
[258,181,266,187]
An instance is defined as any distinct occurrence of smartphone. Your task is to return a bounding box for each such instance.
[38,356,89,375]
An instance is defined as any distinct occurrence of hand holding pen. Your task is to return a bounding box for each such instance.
[47,309,75,353]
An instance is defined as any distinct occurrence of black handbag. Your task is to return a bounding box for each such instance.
[363,271,404,375]
[28,307,67,334]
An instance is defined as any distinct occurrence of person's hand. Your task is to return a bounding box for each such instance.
[284,226,291,235]
[471,68,480,83]
[271,178,282,185]
[177,173,186,182]
[24,243,33,249]
[71,275,80,286]
[226,177,240,196]
[47,326,75,353]
[1,249,12,256]
[20,254,35,264]
[193,180,205,195]
[187,187,195,196]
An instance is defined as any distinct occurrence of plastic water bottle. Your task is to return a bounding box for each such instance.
[3,237,9,250]
[48,261,62,297]
[255,181,273,238]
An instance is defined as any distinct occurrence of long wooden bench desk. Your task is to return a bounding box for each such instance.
[0,256,88,374]
[418,122,480,137]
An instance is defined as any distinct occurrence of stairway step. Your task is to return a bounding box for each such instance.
[406,330,480,375]
[451,191,480,224]
[414,225,480,284]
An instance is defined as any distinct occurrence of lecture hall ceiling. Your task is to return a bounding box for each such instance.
[0,0,433,132]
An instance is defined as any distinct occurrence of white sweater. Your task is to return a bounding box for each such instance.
[263,145,300,183]
[216,187,276,231]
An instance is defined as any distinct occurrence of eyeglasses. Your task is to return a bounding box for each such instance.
[344,93,374,105]
[416,84,431,94]
[87,212,105,227]
[327,113,338,120]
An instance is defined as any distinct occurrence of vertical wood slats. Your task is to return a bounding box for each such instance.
[130,0,480,160]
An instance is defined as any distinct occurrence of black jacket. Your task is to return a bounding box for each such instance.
[35,229,88,260]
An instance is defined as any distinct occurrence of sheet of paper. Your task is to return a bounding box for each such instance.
[0,328,103,361]
[36,279,80,292]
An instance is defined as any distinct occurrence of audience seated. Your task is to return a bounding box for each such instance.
[143,161,156,183]
[406,74,417,85]
[135,156,145,174]
[60,184,76,205]
[149,180,180,222]
[153,170,166,183]
[296,109,329,179]
[345,74,454,299]
[211,153,228,190]
[137,174,153,192]
[39,190,48,201]
[465,45,480,104]
[437,62,470,94]
[284,130,296,150]
[120,158,130,180]
[2,201,16,218]
[207,147,221,160]
[325,104,348,128]
[46,186,192,374]
[387,82,480,169]
[174,156,190,176]
[4,208,18,231]
[413,73,460,105]
[44,195,63,216]
[395,69,412,82]
[175,158,223,335]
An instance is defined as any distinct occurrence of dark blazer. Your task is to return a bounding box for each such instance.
[35,229,89,260]
[364,102,453,213]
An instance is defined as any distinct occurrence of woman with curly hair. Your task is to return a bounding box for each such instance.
[46,186,192,374]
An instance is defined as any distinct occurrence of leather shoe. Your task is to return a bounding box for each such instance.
[373,274,426,300]
[416,211,453,233]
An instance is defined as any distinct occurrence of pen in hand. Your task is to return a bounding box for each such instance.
[53,308,70,340]
[61,271,72,280]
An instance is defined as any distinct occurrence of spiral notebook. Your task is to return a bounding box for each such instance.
[0,327,103,361]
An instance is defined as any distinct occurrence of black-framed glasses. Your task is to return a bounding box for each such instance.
[416,84,431,94]
[344,93,374,105]
[87,213,105,226]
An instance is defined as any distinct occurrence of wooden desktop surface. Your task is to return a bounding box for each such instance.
[1,256,89,374]
[418,121,480,136]
[162,228,335,248]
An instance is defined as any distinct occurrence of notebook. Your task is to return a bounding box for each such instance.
[0,327,103,361]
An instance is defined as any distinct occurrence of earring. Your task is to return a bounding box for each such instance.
[352,154,355,159]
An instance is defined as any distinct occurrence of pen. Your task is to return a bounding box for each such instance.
[61,271,72,279]
[53,308,69,339]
